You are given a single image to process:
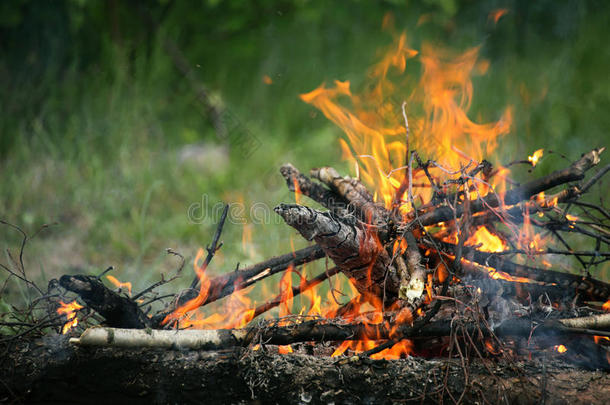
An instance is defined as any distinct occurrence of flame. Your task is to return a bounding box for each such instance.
[517,209,547,253]
[528,149,543,167]
[163,248,212,325]
[463,259,537,284]
[485,339,502,355]
[262,75,273,85]
[555,344,568,354]
[278,266,295,321]
[163,247,257,329]
[301,32,511,213]
[466,227,507,252]
[489,9,509,25]
[301,270,323,317]
[293,177,302,205]
[331,339,412,359]
[278,345,293,354]
[242,223,257,260]
[57,300,83,334]
[106,275,132,295]
[603,300,610,312]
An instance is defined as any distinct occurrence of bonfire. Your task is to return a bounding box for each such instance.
[3,26,610,405]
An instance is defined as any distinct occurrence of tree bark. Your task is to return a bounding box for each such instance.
[274,203,398,299]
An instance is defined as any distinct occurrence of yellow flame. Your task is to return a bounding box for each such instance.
[466,227,507,253]
[528,149,543,166]
[57,300,83,334]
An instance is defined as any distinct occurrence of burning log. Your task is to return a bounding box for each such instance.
[71,314,610,355]
[274,203,397,299]
[59,275,151,329]
[151,244,325,327]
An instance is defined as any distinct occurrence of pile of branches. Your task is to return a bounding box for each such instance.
[2,148,610,369]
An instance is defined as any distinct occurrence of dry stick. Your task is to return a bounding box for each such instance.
[559,313,610,330]
[280,163,349,212]
[190,204,229,290]
[133,249,185,301]
[463,274,567,300]
[490,249,610,257]
[310,166,388,228]
[250,267,341,320]
[579,163,610,195]
[0,220,46,296]
[433,239,610,302]
[149,205,228,325]
[71,315,610,350]
[274,204,396,298]
[150,245,326,326]
[414,148,604,227]
[469,186,579,227]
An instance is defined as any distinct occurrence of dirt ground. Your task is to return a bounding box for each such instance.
[2,334,610,404]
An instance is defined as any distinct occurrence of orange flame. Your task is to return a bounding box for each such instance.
[106,275,132,296]
[488,9,509,25]
[331,339,412,360]
[278,345,293,354]
[293,177,302,205]
[301,33,511,212]
[57,300,83,334]
[163,248,213,325]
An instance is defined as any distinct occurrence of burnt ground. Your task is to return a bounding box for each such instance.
[1,335,610,404]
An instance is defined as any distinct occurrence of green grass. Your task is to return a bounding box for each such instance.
[1,2,609,308]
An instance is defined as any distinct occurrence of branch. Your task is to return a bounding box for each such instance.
[415,148,604,227]
[59,275,151,328]
[151,245,326,326]
[190,204,229,289]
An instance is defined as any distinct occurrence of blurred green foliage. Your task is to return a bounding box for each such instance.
[0,0,609,302]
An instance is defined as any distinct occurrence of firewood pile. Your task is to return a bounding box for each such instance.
[1,146,610,403]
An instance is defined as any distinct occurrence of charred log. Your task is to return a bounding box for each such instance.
[59,275,151,329]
